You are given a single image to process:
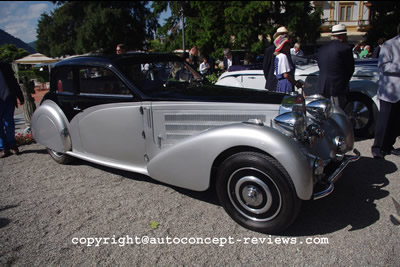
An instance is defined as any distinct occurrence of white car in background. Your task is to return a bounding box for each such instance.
[216,58,379,138]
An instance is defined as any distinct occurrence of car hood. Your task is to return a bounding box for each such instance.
[143,83,285,105]
[295,63,319,76]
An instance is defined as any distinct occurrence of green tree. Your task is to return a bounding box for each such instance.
[0,44,29,63]
[151,1,187,53]
[36,1,154,57]
[152,1,322,60]
[279,1,322,44]
[366,1,400,46]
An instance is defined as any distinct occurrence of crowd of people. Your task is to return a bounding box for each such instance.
[261,23,400,159]
[352,38,386,59]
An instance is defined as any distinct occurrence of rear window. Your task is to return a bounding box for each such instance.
[54,67,74,94]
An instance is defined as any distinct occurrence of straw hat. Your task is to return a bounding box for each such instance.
[331,24,347,36]
[274,35,290,53]
[273,26,290,39]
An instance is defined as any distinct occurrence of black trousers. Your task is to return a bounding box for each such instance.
[372,99,400,154]
[330,95,347,110]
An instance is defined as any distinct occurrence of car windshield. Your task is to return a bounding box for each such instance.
[116,59,206,97]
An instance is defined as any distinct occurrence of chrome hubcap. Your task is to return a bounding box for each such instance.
[228,168,281,222]
[344,100,369,130]
[236,176,272,214]
[243,185,262,206]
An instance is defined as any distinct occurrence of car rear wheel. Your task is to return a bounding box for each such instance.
[344,93,378,138]
[47,148,74,164]
[216,152,301,234]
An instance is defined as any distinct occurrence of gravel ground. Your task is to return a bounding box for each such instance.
[1,135,399,265]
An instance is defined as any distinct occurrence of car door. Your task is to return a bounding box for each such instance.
[71,65,147,168]
[52,66,79,121]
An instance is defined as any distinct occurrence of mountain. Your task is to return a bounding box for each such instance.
[0,28,36,54]
[27,41,36,51]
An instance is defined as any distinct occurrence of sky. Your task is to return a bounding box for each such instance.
[0,1,171,44]
[0,1,58,43]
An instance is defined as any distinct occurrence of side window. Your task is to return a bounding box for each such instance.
[127,63,169,91]
[54,67,74,94]
[79,66,130,95]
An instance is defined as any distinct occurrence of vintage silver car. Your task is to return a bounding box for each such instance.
[31,53,360,234]
[217,58,379,137]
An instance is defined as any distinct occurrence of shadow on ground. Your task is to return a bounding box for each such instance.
[282,156,396,236]
[24,147,397,236]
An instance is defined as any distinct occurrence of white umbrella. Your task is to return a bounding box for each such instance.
[13,53,59,87]
[14,53,59,64]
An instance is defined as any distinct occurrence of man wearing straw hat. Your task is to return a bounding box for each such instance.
[317,24,354,109]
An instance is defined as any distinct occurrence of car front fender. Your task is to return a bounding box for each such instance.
[147,122,314,200]
[31,100,71,153]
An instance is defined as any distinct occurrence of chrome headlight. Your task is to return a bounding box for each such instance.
[279,94,306,115]
[273,111,307,138]
[305,94,324,105]
[306,98,332,121]
[334,136,347,153]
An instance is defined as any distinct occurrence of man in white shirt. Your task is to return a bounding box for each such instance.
[371,24,400,159]
[223,48,239,71]
[199,58,210,75]
[290,43,304,56]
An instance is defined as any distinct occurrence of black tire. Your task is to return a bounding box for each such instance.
[344,93,378,138]
[216,152,301,234]
[47,148,74,164]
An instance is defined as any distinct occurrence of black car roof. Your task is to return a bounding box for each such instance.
[54,52,183,68]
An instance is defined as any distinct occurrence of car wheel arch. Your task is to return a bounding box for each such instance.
[210,146,272,188]
[148,123,314,199]
[31,100,72,153]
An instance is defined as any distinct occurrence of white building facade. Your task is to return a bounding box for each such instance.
[314,1,372,43]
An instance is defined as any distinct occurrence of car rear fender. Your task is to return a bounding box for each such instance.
[31,100,71,153]
[147,122,313,200]
[349,80,378,99]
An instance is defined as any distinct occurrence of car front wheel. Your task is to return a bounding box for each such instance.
[216,152,301,234]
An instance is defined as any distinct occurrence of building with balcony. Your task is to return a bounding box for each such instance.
[314,1,372,44]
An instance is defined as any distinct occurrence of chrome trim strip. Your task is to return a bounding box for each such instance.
[66,151,149,176]
[313,149,361,200]
[78,93,134,99]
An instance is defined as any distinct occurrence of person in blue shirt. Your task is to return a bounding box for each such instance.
[0,61,24,158]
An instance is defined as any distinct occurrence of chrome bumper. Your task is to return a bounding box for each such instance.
[313,149,361,200]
